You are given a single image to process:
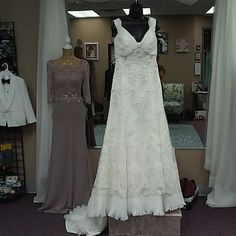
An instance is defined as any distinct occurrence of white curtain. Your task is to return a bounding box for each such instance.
[205,0,236,207]
[34,0,69,203]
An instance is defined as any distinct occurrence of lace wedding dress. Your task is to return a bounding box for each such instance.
[65,17,185,235]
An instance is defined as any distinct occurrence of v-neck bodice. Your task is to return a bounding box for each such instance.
[113,17,157,59]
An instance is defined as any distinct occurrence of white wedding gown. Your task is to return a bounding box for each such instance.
[65,17,185,235]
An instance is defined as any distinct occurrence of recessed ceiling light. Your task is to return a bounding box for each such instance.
[123,8,151,16]
[123,9,129,15]
[206,6,214,14]
[68,10,100,18]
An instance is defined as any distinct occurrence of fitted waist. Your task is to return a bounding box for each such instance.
[116,53,155,62]
[115,55,156,69]
[53,94,83,104]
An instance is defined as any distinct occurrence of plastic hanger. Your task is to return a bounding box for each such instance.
[1,63,14,84]
[1,63,14,78]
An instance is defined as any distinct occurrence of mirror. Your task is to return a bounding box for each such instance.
[68,0,213,149]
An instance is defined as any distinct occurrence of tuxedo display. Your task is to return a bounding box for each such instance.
[0,73,36,127]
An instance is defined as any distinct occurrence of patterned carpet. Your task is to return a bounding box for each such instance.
[169,124,204,148]
[94,124,204,148]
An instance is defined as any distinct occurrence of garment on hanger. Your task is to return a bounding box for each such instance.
[203,52,211,88]
[74,46,96,147]
[104,66,114,101]
[104,66,114,119]
[39,59,94,213]
[0,69,36,127]
[65,17,185,235]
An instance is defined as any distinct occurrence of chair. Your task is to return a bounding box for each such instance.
[162,83,184,122]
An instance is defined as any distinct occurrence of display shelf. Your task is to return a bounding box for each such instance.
[0,126,26,195]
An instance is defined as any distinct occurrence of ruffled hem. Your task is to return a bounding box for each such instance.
[64,192,185,235]
[87,191,185,220]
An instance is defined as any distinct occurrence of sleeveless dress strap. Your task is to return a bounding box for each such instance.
[113,18,121,31]
[148,17,156,31]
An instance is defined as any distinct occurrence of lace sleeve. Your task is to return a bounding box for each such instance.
[82,61,91,104]
[47,61,54,103]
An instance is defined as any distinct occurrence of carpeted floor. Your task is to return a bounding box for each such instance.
[0,195,236,236]
[180,120,206,146]
[169,124,203,148]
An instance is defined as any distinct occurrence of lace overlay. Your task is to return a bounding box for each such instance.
[65,17,184,235]
[47,60,91,104]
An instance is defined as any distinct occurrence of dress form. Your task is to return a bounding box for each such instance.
[54,48,80,66]
[64,8,184,234]
[54,36,80,66]
[112,2,160,42]
[52,37,90,107]
[39,36,93,213]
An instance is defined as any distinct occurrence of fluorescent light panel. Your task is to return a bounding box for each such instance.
[123,8,151,15]
[68,10,99,18]
[206,6,214,14]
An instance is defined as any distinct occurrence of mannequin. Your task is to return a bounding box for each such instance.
[74,38,84,59]
[73,38,97,104]
[54,37,80,66]
[111,1,160,42]
[74,38,97,147]
[53,37,90,107]
[65,4,185,234]
[54,48,78,65]
[39,36,93,213]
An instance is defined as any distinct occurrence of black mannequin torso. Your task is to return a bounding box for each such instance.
[112,17,149,43]
[111,3,160,42]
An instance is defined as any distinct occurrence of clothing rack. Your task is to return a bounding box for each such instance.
[0,126,26,192]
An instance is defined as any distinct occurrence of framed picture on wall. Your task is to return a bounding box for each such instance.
[176,38,190,53]
[0,22,18,74]
[194,62,201,76]
[157,32,168,54]
[196,45,201,51]
[84,42,99,60]
[195,52,201,61]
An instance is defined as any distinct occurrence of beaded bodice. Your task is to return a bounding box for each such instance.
[47,59,91,104]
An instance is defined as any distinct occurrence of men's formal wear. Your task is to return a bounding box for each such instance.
[0,73,36,127]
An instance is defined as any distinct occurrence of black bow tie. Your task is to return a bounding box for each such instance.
[2,79,10,85]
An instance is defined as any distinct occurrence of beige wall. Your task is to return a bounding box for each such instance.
[150,15,212,110]
[70,18,112,103]
[157,16,195,110]
[0,0,39,191]
[70,15,212,110]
